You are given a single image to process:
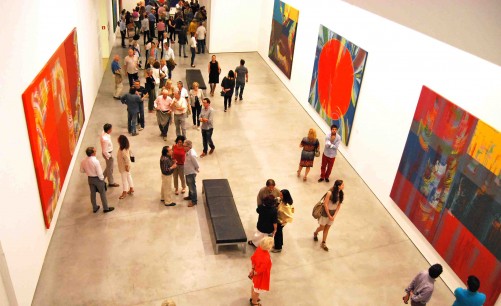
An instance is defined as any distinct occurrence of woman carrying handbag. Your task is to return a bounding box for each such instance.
[313,179,344,251]
[272,189,294,253]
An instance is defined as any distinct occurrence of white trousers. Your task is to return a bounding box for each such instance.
[120,171,134,192]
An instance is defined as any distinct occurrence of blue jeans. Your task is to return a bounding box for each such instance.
[128,111,138,134]
[235,81,245,99]
[201,128,215,154]
[185,173,197,204]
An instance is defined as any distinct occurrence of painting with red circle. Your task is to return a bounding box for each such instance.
[308,25,368,145]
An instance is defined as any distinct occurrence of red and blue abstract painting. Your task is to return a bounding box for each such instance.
[391,86,501,305]
[308,24,368,146]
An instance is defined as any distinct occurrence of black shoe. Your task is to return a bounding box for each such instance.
[103,207,115,213]
[93,205,100,213]
[271,248,282,253]
[325,178,330,183]
[113,96,121,100]
[183,196,190,200]
[164,202,176,207]
[239,97,243,101]
[318,178,324,182]
[108,183,120,187]
[184,56,188,58]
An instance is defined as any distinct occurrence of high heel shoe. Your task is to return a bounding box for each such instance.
[128,188,134,195]
[119,192,127,199]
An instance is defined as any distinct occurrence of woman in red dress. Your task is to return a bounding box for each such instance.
[248,237,274,306]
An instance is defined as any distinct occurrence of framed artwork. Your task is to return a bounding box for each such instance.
[22,28,85,229]
[112,0,118,30]
[308,25,368,145]
[268,0,299,79]
[391,86,500,306]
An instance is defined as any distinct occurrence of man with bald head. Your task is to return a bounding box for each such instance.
[111,54,123,99]
[124,48,139,87]
[154,89,173,141]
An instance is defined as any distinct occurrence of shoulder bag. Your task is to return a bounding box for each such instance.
[312,193,327,219]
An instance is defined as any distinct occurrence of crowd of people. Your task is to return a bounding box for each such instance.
[78,1,488,305]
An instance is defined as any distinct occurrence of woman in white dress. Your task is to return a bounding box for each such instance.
[117,135,134,199]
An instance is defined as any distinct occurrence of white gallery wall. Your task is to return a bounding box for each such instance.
[250,0,501,300]
[207,0,261,53]
[0,0,109,304]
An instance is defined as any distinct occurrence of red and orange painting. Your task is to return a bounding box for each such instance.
[391,86,501,305]
[22,28,85,229]
[308,25,368,145]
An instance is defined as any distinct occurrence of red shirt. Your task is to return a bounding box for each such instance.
[251,247,272,291]
[172,145,186,165]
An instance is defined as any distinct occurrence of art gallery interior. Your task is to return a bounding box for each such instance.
[0,0,500,305]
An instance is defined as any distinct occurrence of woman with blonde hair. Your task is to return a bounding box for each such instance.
[117,135,134,199]
[248,237,273,306]
[163,79,174,97]
[314,179,345,251]
[297,128,319,181]
[159,59,168,88]
[189,81,204,129]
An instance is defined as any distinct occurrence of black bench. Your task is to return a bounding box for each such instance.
[185,69,207,90]
[202,179,247,254]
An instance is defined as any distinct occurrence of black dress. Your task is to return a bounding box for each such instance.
[209,61,220,84]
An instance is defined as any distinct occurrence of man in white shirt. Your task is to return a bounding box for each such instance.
[163,41,175,79]
[80,147,115,213]
[100,123,119,188]
[124,48,139,87]
[318,124,341,183]
[195,22,206,54]
[172,89,188,138]
[183,139,200,207]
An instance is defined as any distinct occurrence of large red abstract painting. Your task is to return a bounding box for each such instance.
[308,25,368,145]
[22,28,85,229]
[391,86,501,305]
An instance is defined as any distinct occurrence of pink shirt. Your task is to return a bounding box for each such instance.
[157,21,166,32]
[154,95,172,111]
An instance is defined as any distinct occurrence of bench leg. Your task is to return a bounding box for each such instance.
[215,244,219,255]
[242,242,246,254]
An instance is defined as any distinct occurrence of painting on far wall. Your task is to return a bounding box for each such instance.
[308,25,368,146]
[22,28,85,229]
[112,0,117,30]
[268,0,299,79]
[391,86,501,306]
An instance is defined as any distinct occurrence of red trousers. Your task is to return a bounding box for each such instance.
[320,154,336,179]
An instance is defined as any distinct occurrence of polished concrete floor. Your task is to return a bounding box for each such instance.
[32,37,455,305]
